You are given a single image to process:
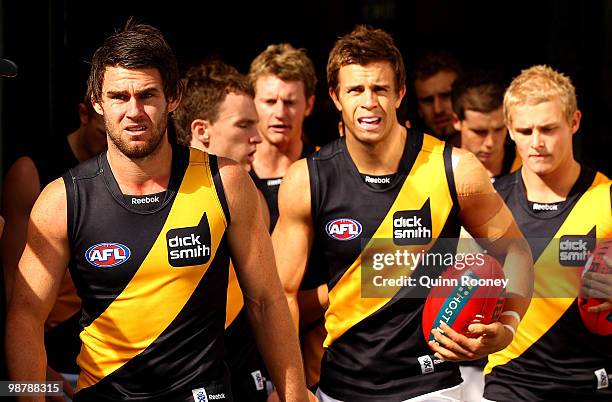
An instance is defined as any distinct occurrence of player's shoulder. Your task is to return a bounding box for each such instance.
[65,152,104,180]
[310,137,344,161]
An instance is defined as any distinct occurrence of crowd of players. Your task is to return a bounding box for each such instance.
[0,19,610,402]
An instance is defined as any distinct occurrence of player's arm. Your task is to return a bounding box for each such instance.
[1,156,42,301]
[5,178,70,402]
[257,188,271,231]
[430,150,533,361]
[219,158,309,402]
[271,159,314,331]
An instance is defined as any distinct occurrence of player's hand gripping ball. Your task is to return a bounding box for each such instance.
[423,254,506,346]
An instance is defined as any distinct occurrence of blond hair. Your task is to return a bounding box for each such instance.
[248,43,317,99]
[504,65,577,126]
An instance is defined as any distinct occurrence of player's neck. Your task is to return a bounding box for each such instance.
[346,124,406,175]
[483,152,504,178]
[521,159,581,203]
[252,135,303,178]
[106,136,173,195]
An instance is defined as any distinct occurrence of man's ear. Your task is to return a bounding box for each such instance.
[190,119,211,149]
[395,85,406,108]
[304,95,315,117]
[92,98,104,116]
[570,110,582,136]
[452,113,462,132]
[329,88,342,111]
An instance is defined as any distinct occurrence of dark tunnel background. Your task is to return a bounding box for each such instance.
[1,0,610,176]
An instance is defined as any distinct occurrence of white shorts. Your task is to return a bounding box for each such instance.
[316,384,462,402]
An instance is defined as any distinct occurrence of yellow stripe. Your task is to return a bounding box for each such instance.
[324,135,455,347]
[510,149,522,173]
[225,262,244,328]
[77,149,228,390]
[485,174,611,374]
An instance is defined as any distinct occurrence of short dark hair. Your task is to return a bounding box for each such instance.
[173,59,254,146]
[452,70,506,120]
[327,25,405,96]
[413,50,461,82]
[87,19,182,104]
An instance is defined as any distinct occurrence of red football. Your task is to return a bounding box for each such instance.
[579,239,612,336]
[423,254,506,347]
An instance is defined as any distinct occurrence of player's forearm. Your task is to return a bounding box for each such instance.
[246,293,308,402]
[285,290,301,332]
[502,237,534,309]
[6,310,47,402]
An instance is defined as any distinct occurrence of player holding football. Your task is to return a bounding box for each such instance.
[274,25,533,401]
[484,65,612,401]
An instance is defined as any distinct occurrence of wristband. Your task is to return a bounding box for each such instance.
[501,310,521,324]
[503,324,516,338]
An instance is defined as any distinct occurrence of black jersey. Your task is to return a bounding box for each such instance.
[309,131,462,401]
[64,146,232,401]
[484,167,612,401]
[30,137,79,188]
[250,142,316,231]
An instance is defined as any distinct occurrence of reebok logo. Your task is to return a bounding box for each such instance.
[532,202,558,211]
[393,199,432,245]
[167,214,212,267]
[266,178,282,187]
[132,195,160,205]
[559,227,596,266]
[364,175,391,184]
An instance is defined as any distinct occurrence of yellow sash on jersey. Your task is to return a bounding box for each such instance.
[77,149,228,390]
[485,174,611,374]
[324,135,456,347]
[510,150,522,173]
[225,262,244,328]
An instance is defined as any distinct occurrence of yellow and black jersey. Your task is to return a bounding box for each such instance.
[250,142,317,232]
[308,131,462,401]
[63,145,232,401]
[485,167,612,401]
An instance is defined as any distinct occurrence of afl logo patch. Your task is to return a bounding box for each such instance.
[326,218,362,241]
[85,243,131,268]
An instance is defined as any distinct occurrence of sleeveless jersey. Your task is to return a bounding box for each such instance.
[250,142,316,231]
[310,131,462,401]
[64,146,232,401]
[484,167,612,401]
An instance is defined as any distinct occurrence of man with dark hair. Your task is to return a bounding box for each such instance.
[452,71,521,181]
[413,51,462,146]
[173,59,261,170]
[274,25,533,401]
[174,59,273,401]
[6,21,308,402]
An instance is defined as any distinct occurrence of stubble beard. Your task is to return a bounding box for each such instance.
[106,113,169,159]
